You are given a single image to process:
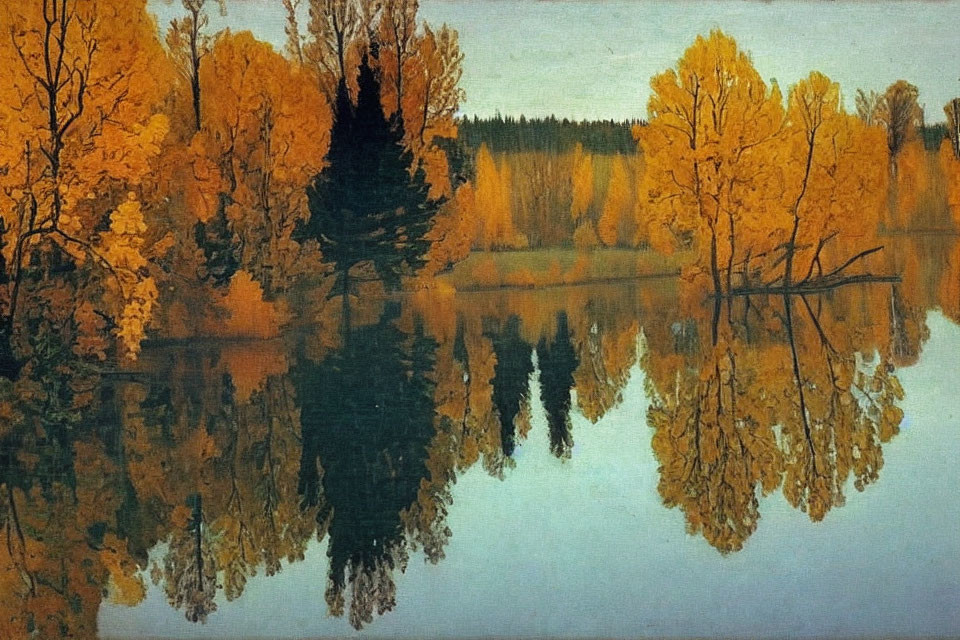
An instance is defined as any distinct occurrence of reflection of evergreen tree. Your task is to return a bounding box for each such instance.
[294,302,438,629]
[536,312,579,459]
[485,316,533,457]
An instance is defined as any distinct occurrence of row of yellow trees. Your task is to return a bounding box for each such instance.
[464,37,960,260]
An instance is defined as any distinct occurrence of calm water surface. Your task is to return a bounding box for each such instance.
[3,238,959,639]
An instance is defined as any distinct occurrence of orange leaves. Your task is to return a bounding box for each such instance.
[640,31,891,294]
[473,144,527,250]
[780,72,887,279]
[209,270,288,339]
[597,154,631,247]
[0,0,172,364]
[423,183,475,276]
[101,535,147,607]
[99,196,160,359]
[571,143,595,221]
[637,30,783,284]
[402,23,465,152]
[939,141,960,226]
[190,30,331,292]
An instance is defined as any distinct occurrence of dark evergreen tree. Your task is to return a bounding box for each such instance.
[486,315,534,457]
[536,312,579,459]
[297,53,443,299]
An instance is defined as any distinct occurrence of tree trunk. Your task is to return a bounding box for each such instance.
[710,227,722,346]
[341,267,352,344]
[952,99,960,159]
[0,322,21,380]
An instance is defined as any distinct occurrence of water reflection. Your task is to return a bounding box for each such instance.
[644,289,909,552]
[295,302,439,629]
[0,236,957,637]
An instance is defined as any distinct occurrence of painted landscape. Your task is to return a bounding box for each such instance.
[0,0,959,638]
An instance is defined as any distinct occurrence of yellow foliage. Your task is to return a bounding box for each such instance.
[570,143,594,221]
[597,154,630,247]
[211,270,287,338]
[474,145,525,250]
[470,255,501,287]
[424,184,475,276]
[193,30,331,292]
[893,140,929,227]
[101,535,147,607]
[0,0,172,362]
[572,222,600,249]
[503,268,537,288]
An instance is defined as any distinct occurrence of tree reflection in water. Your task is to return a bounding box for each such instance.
[0,237,956,636]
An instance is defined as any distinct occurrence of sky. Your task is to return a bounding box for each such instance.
[147,0,960,121]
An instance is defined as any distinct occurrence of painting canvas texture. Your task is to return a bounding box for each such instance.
[1,0,959,638]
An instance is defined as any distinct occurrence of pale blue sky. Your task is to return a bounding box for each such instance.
[148,0,960,121]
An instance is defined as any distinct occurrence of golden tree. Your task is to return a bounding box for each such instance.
[164,0,227,131]
[597,154,631,247]
[635,30,783,299]
[192,30,331,294]
[0,0,173,372]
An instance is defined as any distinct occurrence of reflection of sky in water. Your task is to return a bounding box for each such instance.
[146,0,960,120]
[100,311,960,638]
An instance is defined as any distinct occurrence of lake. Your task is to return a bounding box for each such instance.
[1,236,957,639]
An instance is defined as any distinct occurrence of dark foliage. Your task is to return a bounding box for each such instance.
[536,312,578,459]
[294,302,437,625]
[194,195,241,288]
[485,315,533,457]
[458,114,642,154]
[298,55,443,294]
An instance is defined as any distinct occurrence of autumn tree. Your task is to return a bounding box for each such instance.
[570,143,595,222]
[638,32,893,317]
[597,154,631,247]
[190,30,331,294]
[472,144,526,249]
[164,0,227,132]
[635,30,783,304]
[0,0,173,376]
[773,72,888,291]
[876,80,923,175]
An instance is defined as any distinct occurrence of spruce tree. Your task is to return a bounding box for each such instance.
[298,52,442,297]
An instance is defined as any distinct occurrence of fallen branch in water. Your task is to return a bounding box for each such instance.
[723,272,901,297]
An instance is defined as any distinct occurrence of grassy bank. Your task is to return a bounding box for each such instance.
[439,248,689,291]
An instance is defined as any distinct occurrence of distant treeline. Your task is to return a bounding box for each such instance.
[458,114,642,154]
[460,116,952,155]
